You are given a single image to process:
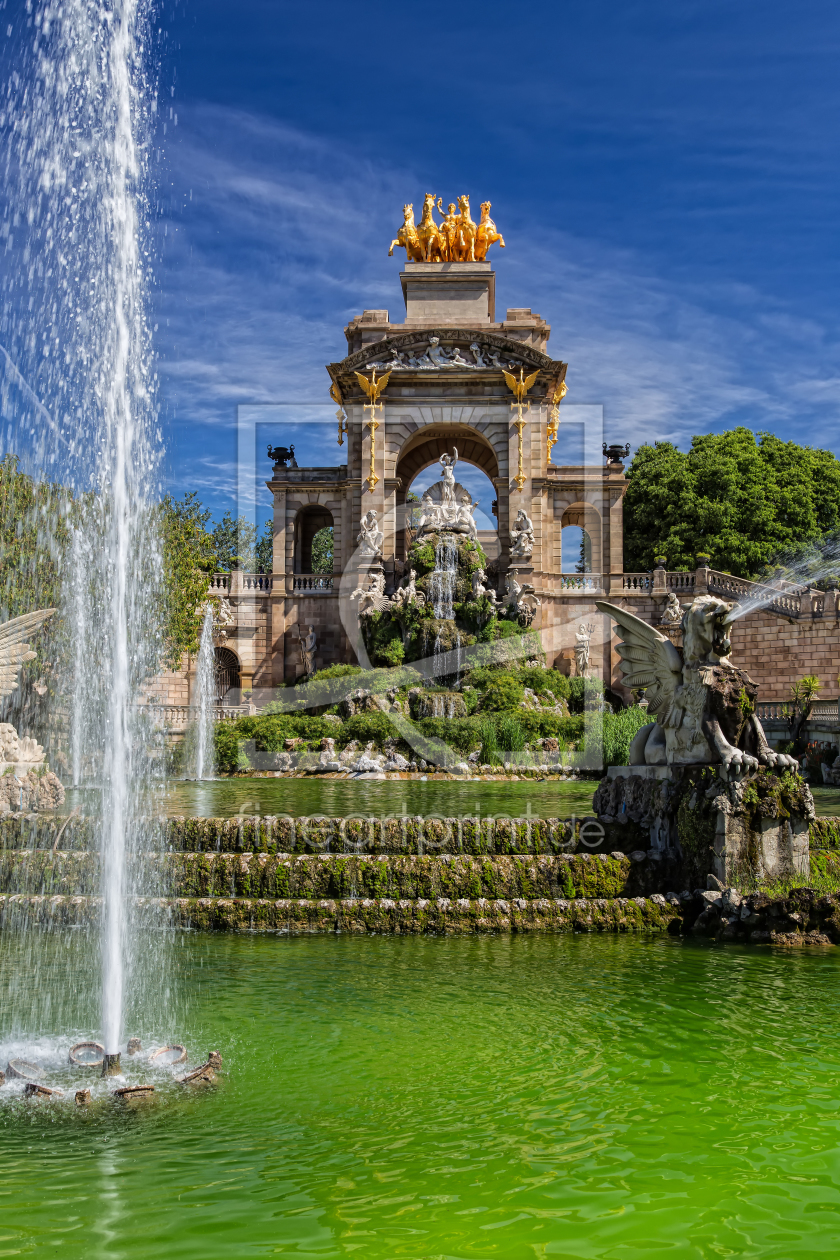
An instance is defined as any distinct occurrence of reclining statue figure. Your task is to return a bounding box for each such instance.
[596,594,798,773]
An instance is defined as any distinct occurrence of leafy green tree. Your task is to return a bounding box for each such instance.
[160,492,217,666]
[211,512,258,571]
[255,519,273,573]
[623,428,840,577]
[786,675,820,750]
[0,453,68,620]
[310,526,333,574]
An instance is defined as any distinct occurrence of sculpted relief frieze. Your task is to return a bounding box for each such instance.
[331,329,562,379]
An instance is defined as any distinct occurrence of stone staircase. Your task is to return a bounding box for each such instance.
[0,812,681,935]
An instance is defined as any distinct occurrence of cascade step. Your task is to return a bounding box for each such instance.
[0,849,672,900]
[0,892,679,934]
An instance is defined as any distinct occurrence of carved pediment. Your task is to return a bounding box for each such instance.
[329,329,565,386]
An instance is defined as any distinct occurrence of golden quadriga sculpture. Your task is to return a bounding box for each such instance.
[389,194,505,263]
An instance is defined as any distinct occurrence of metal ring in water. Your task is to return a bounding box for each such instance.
[69,1041,105,1069]
[149,1045,187,1066]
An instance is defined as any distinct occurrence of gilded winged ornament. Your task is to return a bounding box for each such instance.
[502,368,540,402]
[0,609,55,698]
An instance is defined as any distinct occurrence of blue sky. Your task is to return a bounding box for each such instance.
[3,0,840,534]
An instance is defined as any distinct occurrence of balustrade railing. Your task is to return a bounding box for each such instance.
[143,703,251,730]
[292,573,334,591]
[559,573,602,591]
[757,700,840,725]
[667,572,695,593]
[618,573,652,592]
[208,573,229,592]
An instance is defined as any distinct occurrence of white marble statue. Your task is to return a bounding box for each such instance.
[350,569,392,616]
[574,622,595,678]
[471,568,497,604]
[659,591,684,626]
[0,608,64,811]
[357,510,384,558]
[439,449,458,505]
[393,568,419,607]
[510,509,535,559]
[503,570,541,625]
[413,451,480,541]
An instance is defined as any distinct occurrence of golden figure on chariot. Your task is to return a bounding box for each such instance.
[388,194,505,263]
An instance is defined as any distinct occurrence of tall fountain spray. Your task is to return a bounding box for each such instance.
[3,1,162,1053]
[194,607,215,781]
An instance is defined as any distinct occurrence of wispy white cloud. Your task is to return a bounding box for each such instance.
[153,102,840,514]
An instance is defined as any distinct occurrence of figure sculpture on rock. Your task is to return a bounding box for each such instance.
[574,623,595,678]
[471,568,497,605]
[596,594,799,772]
[357,510,384,559]
[350,570,392,616]
[298,625,317,680]
[510,509,535,559]
[503,570,540,626]
[439,450,458,505]
[0,608,64,812]
[659,591,683,626]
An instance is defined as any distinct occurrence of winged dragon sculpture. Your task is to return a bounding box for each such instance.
[597,594,797,773]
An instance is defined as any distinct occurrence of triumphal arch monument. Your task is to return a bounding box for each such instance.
[259,194,626,687]
[165,195,838,722]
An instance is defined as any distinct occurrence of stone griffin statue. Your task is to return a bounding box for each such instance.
[0,609,65,811]
[596,595,798,772]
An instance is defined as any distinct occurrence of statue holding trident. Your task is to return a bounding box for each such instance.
[439,449,458,506]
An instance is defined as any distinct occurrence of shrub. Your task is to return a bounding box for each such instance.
[477,717,500,765]
[338,711,397,747]
[567,676,605,714]
[415,716,482,754]
[308,664,362,682]
[602,706,653,767]
[517,712,584,744]
[481,674,525,712]
[214,722,250,774]
[496,714,526,752]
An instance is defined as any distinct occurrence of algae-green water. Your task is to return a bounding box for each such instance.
[67,777,604,819]
[3,932,840,1257]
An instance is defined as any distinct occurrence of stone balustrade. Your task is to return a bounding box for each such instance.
[291,574,334,592]
[143,703,251,731]
[559,573,601,591]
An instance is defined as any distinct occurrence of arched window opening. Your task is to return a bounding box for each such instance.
[294,506,334,573]
[562,525,592,573]
[214,647,241,705]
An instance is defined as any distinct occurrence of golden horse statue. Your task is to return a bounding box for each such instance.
[475,201,505,260]
[454,194,479,261]
[388,195,505,262]
[436,199,459,262]
[388,204,423,262]
[416,193,442,262]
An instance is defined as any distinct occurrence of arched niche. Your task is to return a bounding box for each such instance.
[215,646,241,705]
[393,426,500,560]
[294,505,334,573]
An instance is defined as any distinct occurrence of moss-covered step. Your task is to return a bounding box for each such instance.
[0,850,677,901]
[0,892,680,934]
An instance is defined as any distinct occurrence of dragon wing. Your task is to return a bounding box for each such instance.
[376,370,392,395]
[329,381,343,406]
[354,371,373,398]
[0,609,55,699]
[595,600,682,718]
[502,369,519,395]
[522,369,540,394]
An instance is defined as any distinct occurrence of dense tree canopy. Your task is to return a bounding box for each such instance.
[623,428,840,577]
[160,493,218,664]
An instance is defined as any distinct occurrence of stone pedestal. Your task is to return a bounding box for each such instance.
[594,764,812,888]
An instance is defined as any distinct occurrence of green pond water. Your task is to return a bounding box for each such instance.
[68,777,604,819]
[66,778,840,819]
[3,931,840,1258]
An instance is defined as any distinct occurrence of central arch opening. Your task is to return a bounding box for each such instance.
[394,427,500,561]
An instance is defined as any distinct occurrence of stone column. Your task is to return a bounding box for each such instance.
[270,486,287,692]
